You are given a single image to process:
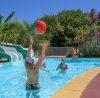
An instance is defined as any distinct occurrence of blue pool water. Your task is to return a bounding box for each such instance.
[0,58,100,98]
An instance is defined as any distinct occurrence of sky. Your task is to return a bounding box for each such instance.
[0,0,99,24]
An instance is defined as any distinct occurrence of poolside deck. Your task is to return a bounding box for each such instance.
[51,68,100,98]
[46,56,65,58]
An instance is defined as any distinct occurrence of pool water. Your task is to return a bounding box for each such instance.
[0,58,100,98]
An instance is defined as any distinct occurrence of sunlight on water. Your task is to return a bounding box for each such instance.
[0,58,100,98]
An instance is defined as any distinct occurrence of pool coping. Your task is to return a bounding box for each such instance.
[51,67,100,98]
[46,56,65,58]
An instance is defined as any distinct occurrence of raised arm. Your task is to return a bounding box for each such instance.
[26,36,33,57]
[36,41,49,68]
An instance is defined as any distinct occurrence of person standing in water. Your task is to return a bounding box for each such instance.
[25,36,49,90]
[56,48,70,73]
[72,48,78,61]
[56,58,68,73]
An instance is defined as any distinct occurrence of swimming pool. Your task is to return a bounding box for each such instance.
[0,58,100,98]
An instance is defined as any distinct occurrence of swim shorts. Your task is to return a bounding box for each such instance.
[26,82,40,90]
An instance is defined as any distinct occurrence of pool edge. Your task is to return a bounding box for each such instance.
[51,67,100,98]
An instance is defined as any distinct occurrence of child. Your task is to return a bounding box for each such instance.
[25,36,49,90]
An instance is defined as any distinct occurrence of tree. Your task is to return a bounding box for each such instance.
[0,11,15,45]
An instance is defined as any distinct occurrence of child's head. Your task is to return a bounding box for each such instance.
[61,58,65,63]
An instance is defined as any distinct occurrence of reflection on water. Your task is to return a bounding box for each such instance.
[0,58,100,98]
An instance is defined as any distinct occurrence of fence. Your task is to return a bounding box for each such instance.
[46,46,100,57]
[46,47,73,56]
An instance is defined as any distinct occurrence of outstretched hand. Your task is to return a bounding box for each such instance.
[40,40,49,49]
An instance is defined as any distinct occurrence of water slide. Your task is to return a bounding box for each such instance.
[0,52,12,62]
[5,51,19,61]
[5,44,28,58]
[0,46,23,62]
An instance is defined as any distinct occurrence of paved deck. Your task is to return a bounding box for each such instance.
[51,68,100,98]
[81,73,100,98]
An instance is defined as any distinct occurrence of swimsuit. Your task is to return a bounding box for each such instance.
[26,82,40,90]
[26,57,34,63]
[59,63,68,71]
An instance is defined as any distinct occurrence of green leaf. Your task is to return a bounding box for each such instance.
[0,15,3,24]
[4,11,15,25]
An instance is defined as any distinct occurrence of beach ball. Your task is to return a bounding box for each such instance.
[31,20,46,35]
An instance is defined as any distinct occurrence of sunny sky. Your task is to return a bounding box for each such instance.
[0,0,99,23]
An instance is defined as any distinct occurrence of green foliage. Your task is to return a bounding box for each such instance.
[4,11,15,25]
[41,9,92,47]
[0,9,100,57]
[0,11,15,44]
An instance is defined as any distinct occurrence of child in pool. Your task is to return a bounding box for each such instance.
[56,58,68,73]
[25,36,49,90]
